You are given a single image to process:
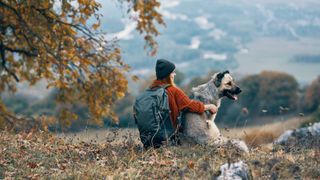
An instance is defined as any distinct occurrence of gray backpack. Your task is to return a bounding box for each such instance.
[133,85,175,148]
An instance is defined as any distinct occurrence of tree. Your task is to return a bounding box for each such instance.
[240,71,299,116]
[0,0,164,127]
[304,75,320,112]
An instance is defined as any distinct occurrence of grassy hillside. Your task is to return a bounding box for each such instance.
[1,118,319,179]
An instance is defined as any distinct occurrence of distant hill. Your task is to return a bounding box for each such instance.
[99,0,320,82]
[290,54,320,63]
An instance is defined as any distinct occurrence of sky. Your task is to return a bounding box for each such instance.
[12,0,320,98]
[99,0,320,84]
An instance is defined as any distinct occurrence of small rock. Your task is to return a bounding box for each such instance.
[274,122,320,150]
[217,161,250,180]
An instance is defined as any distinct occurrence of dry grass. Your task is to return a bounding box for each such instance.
[0,129,319,179]
[58,128,140,144]
[1,116,319,179]
[61,117,309,147]
[0,130,246,179]
[221,116,308,148]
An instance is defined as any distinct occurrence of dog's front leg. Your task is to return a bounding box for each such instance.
[204,110,217,121]
[205,114,221,139]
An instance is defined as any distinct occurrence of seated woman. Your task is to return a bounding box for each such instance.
[149,59,217,141]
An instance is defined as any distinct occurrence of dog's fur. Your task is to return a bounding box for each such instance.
[181,71,249,153]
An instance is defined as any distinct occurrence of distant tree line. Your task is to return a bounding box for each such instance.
[1,70,320,131]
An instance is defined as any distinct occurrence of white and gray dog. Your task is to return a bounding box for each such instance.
[182,71,249,153]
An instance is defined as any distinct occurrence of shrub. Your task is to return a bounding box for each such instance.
[240,71,299,116]
[303,75,320,112]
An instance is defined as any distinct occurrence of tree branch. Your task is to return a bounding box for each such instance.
[31,5,101,44]
[0,1,58,60]
[0,42,19,82]
[4,46,38,57]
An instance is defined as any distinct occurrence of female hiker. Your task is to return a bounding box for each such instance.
[134,58,218,148]
[150,59,217,141]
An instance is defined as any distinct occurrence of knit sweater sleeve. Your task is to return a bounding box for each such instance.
[172,87,205,113]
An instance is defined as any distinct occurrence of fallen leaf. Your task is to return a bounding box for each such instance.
[28,162,38,169]
[188,160,195,169]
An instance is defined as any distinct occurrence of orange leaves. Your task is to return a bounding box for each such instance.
[116,92,125,99]
[79,16,87,25]
[63,36,74,46]
[92,22,100,30]
[58,109,78,128]
[80,58,92,66]
[76,37,85,46]
[27,162,38,169]
[130,0,164,55]
[77,0,85,4]
[0,0,165,127]
[69,28,77,36]
[78,0,91,6]
[42,1,50,9]
[131,75,139,82]
[187,160,195,169]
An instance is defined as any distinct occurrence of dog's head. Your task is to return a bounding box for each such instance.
[213,70,242,100]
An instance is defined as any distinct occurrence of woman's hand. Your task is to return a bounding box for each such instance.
[204,104,218,114]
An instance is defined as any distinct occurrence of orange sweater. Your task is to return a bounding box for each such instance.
[150,80,205,128]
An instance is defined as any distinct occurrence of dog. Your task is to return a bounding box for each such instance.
[181,70,249,153]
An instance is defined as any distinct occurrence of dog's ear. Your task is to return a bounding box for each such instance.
[214,72,224,87]
[223,70,230,74]
[217,72,224,80]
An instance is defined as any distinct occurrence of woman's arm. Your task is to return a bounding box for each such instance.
[172,87,218,114]
[173,87,205,113]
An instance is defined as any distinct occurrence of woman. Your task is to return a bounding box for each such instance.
[150,59,218,132]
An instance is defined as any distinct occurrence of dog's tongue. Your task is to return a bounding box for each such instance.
[233,95,238,100]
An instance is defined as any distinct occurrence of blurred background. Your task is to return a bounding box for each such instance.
[2,0,320,132]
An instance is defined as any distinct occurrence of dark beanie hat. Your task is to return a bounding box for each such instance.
[155,59,176,79]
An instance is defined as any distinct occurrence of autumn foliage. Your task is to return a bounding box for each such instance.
[0,0,164,128]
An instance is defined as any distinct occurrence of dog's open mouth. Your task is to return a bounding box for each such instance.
[225,91,238,100]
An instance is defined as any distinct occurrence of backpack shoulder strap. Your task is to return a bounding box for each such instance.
[148,84,171,91]
[162,84,171,89]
